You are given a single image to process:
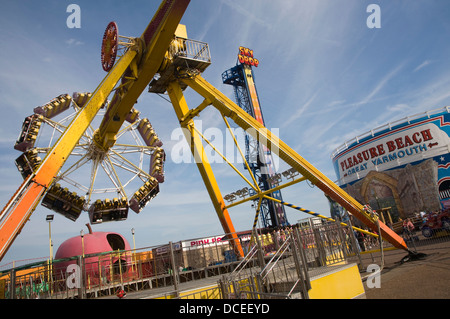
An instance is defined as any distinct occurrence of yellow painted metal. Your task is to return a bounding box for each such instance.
[95,0,190,151]
[0,0,192,261]
[308,264,365,299]
[35,49,138,188]
[1,0,407,264]
[179,98,212,127]
[262,194,378,238]
[180,74,408,251]
[225,176,307,210]
[105,154,126,197]
[242,65,264,125]
[166,81,244,257]
[192,125,258,194]
[0,178,46,260]
[222,115,260,193]
[0,50,138,261]
[110,149,152,180]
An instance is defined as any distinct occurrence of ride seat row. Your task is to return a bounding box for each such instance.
[34,94,72,119]
[41,183,86,221]
[16,92,93,153]
[129,177,160,213]
[72,92,92,108]
[14,149,42,179]
[89,197,129,224]
[14,114,44,152]
[150,147,165,183]
[138,118,163,147]
[126,107,140,123]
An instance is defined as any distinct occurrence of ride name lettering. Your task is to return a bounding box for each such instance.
[340,128,433,173]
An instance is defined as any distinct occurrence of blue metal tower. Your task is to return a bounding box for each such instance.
[222,47,289,228]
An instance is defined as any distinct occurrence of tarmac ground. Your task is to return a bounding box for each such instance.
[361,241,450,299]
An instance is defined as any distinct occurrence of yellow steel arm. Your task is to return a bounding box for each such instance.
[166,81,244,257]
[0,50,138,261]
[0,0,191,261]
[95,0,190,150]
[180,74,409,251]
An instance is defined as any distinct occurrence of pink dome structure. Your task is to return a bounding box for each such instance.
[54,228,133,285]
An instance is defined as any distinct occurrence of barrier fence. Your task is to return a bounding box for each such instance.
[0,215,449,299]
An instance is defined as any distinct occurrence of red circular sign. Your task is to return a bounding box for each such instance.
[101,22,118,72]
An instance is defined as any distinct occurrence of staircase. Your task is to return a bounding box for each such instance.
[219,229,312,299]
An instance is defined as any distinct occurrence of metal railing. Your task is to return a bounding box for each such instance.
[218,221,366,299]
[331,106,450,159]
[2,216,448,299]
[169,38,211,64]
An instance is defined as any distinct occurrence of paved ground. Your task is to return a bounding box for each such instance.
[362,243,450,299]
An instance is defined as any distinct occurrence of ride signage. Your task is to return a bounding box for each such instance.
[238,46,259,67]
[333,121,450,185]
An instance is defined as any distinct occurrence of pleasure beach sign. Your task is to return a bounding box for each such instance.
[332,111,450,186]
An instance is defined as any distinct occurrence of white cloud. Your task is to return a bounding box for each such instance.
[285,92,319,127]
[220,0,272,29]
[358,62,406,106]
[386,103,410,113]
[414,60,432,72]
[65,38,84,46]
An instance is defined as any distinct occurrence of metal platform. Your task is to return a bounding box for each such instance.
[148,38,211,94]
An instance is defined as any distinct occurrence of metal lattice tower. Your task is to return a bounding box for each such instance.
[222,55,288,228]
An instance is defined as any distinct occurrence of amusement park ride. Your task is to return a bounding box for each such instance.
[0,0,409,262]
[222,48,288,229]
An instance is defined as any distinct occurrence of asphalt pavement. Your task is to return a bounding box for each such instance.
[362,242,450,299]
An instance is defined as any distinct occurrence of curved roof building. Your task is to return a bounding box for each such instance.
[331,107,450,222]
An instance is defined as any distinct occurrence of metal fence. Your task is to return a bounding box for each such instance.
[1,214,449,299]
[0,235,249,299]
[392,211,450,253]
[217,221,363,299]
[217,214,450,300]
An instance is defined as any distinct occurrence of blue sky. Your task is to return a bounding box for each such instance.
[1,0,450,266]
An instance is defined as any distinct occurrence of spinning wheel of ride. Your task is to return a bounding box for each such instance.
[14,92,165,224]
[11,21,167,225]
